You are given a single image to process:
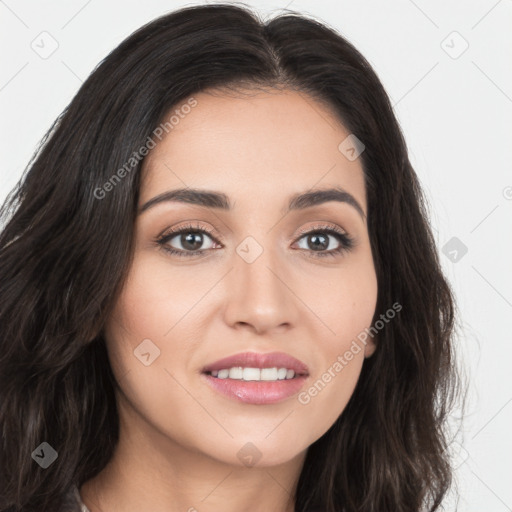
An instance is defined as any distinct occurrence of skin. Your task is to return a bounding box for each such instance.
[80,88,378,512]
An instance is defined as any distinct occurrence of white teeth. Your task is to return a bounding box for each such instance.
[277,368,287,380]
[229,367,243,379]
[260,368,277,381]
[243,367,261,381]
[209,367,297,381]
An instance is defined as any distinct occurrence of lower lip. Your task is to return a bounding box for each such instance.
[201,373,308,405]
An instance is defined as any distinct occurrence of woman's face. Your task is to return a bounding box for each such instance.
[104,88,378,468]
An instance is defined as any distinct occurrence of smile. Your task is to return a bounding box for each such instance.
[207,367,297,381]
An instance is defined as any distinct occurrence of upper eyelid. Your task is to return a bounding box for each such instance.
[294,223,348,237]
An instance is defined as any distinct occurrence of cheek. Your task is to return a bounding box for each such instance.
[293,256,377,438]
[296,350,365,444]
[101,254,188,406]
[105,250,212,352]
[300,247,378,346]
[101,259,208,451]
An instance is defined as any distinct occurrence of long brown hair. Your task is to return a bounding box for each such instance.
[0,4,461,511]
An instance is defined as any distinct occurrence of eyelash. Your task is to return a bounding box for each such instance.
[155,222,355,259]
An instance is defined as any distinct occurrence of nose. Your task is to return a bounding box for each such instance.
[222,244,299,335]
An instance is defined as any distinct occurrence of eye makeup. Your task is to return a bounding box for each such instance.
[154,221,356,259]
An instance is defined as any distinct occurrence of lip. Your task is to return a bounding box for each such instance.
[202,373,308,405]
[201,351,309,375]
[201,351,309,405]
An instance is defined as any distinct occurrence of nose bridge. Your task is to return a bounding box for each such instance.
[223,233,297,332]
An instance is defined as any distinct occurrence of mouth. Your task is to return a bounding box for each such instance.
[201,351,309,404]
[202,351,309,375]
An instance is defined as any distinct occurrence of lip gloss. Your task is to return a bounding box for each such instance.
[201,373,308,404]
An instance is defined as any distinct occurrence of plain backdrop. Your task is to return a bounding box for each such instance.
[1,1,511,510]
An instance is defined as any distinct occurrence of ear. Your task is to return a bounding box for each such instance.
[363,335,377,358]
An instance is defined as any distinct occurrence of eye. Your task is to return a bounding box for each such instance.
[155,222,355,259]
[155,222,221,257]
[293,225,355,258]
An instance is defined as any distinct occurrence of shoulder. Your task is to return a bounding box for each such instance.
[69,485,90,512]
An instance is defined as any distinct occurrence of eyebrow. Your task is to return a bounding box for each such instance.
[138,186,366,220]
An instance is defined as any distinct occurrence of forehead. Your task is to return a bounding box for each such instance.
[140,88,367,214]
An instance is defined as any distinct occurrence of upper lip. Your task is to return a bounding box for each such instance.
[202,351,309,375]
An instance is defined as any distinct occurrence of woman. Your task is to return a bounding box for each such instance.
[0,3,460,511]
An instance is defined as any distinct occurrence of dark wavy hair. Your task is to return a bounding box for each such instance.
[0,3,461,511]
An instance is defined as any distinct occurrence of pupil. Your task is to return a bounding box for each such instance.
[182,232,203,250]
[309,233,328,251]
